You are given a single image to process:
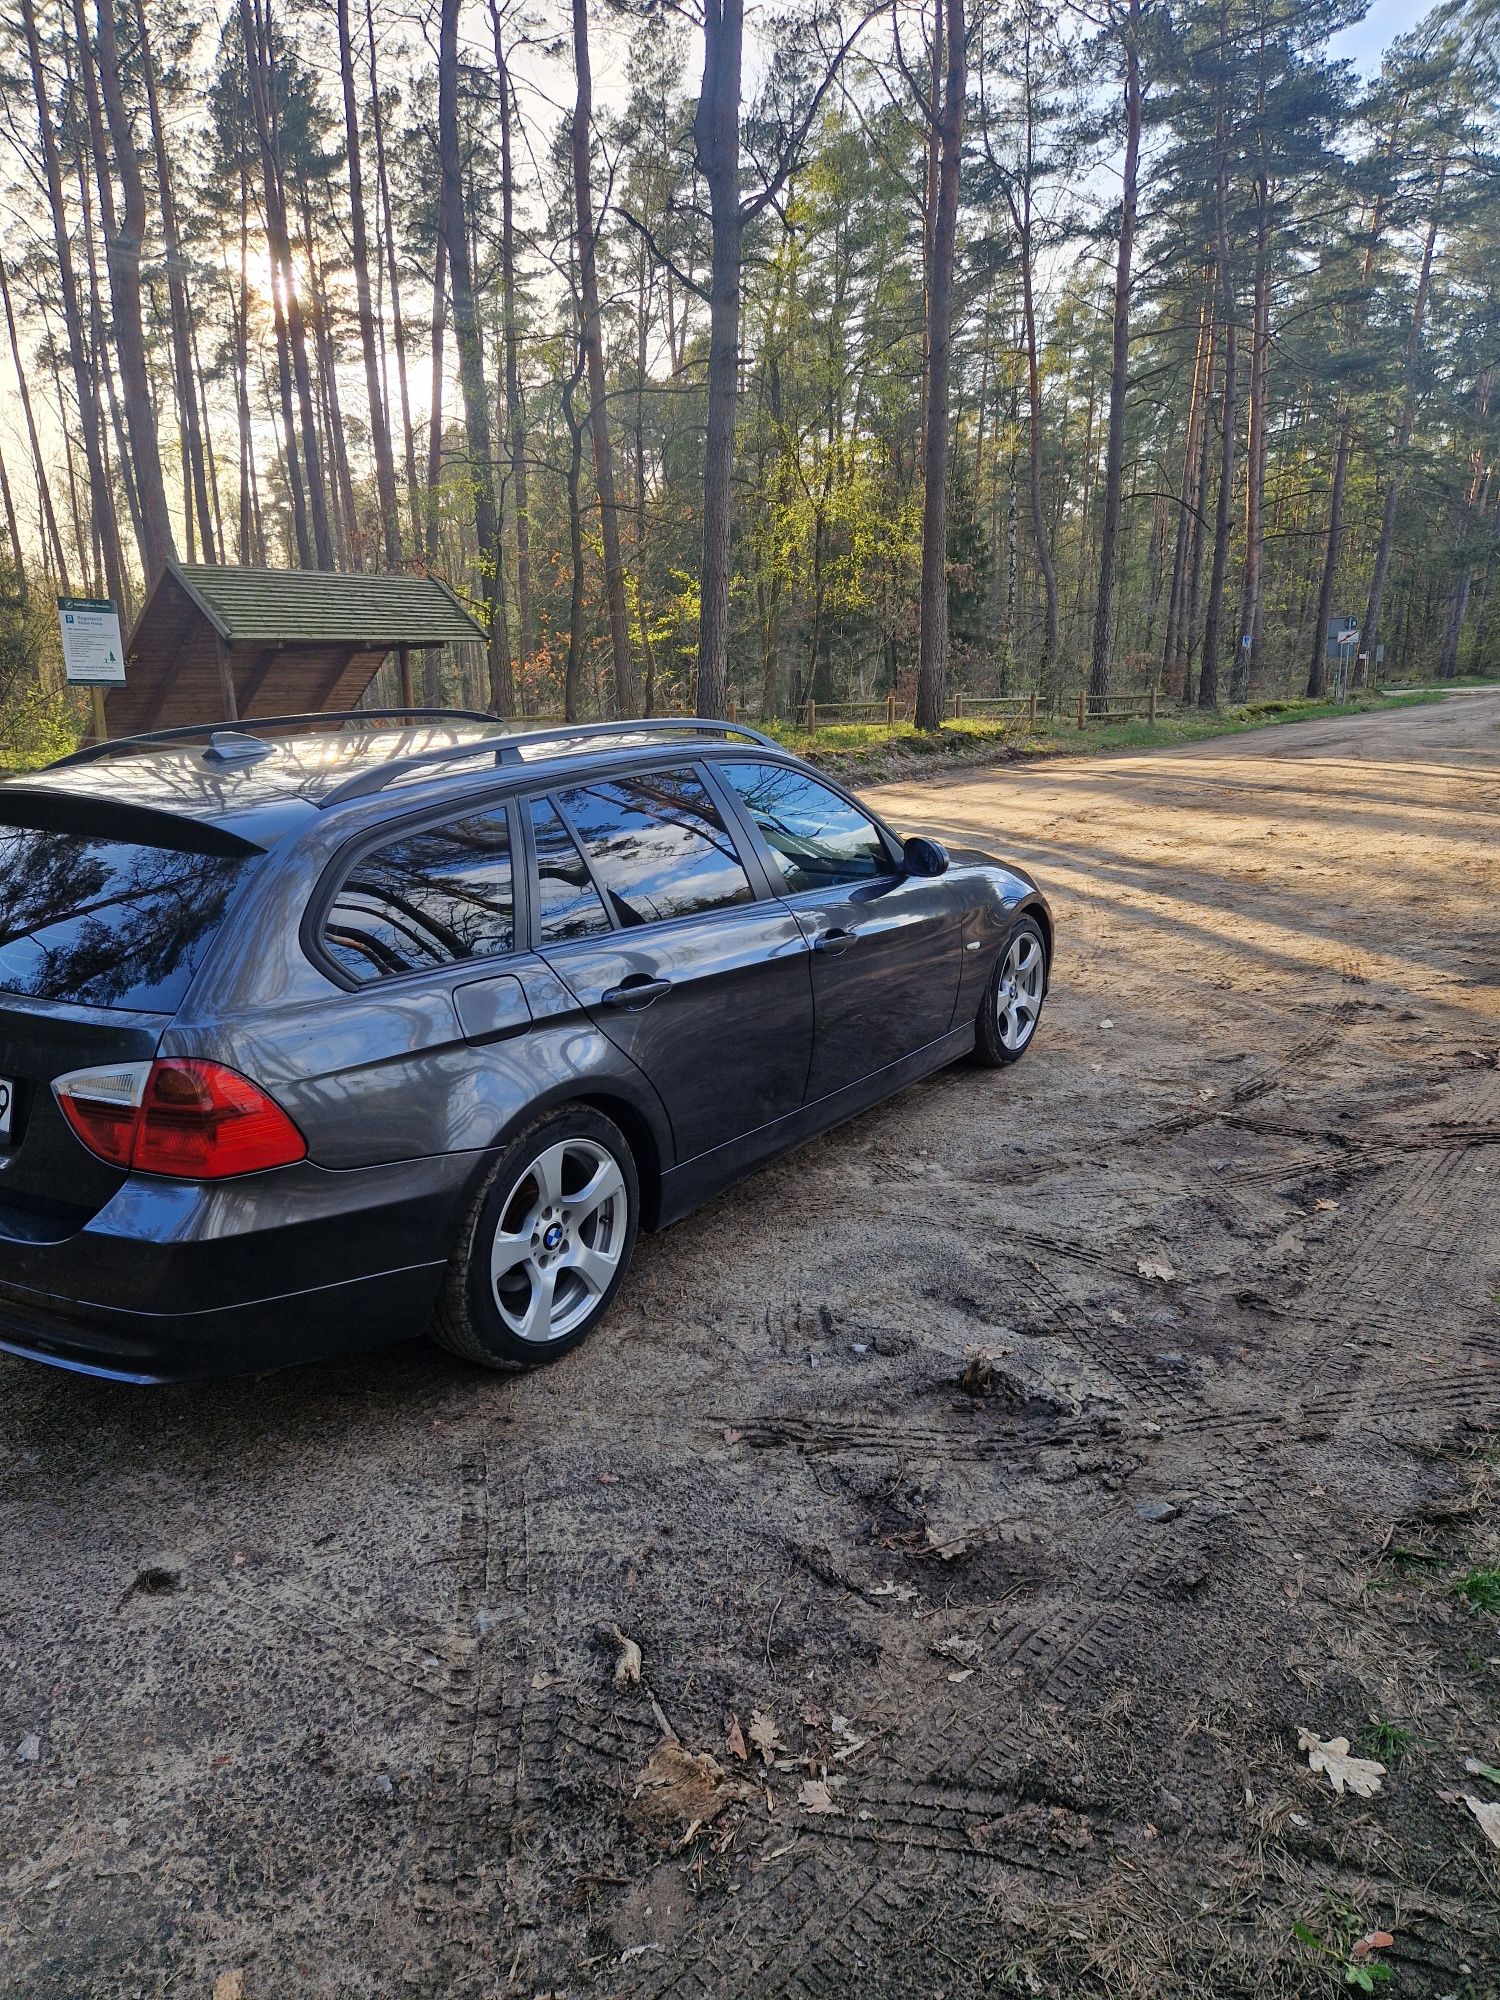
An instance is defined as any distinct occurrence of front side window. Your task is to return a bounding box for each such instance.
[714,762,891,893]
[322,808,514,982]
[555,770,754,928]
[530,798,612,943]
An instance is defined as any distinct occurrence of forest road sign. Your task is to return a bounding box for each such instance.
[57,597,126,686]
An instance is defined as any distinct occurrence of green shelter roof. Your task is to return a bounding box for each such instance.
[165,562,485,647]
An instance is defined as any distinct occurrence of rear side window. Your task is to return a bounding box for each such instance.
[555,770,753,927]
[322,808,514,982]
[0,825,251,1012]
[529,799,611,943]
[715,762,891,893]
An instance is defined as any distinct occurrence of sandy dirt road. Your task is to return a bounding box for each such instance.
[2,693,1498,1998]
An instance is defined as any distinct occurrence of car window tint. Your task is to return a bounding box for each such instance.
[715,762,890,893]
[323,809,514,982]
[555,770,753,928]
[0,825,252,1012]
[529,798,612,943]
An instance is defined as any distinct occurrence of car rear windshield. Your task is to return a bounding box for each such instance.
[0,823,252,1012]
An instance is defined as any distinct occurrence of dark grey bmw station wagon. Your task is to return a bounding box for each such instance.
[0,712,1052,1382]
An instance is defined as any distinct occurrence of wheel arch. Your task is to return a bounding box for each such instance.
[572,1090,665,1230]
[1016,897,1053,985]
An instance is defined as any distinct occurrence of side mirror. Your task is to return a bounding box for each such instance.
[902,834,950,878]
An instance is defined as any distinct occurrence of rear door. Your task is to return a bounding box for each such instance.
[0,812,257,1221]
[527,765,814,1162]
[712,759,963,1103]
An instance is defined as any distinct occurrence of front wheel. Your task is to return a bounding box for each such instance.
[973,915,1049,1067]
[431,1106,639,1370]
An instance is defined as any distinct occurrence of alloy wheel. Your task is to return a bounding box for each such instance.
[996,930,1045,1053]
[489,1138,628,1343]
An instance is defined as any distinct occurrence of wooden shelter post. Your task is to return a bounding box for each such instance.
[215,634,239,721]
[397,644,413,710]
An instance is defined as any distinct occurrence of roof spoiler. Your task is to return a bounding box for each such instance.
[0,787,264,857]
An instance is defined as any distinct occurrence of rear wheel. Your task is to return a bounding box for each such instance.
[973,915,1049,1067]
[432,1106,639,1370]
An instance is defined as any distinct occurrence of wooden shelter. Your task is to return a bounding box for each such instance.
[104,562,486,738]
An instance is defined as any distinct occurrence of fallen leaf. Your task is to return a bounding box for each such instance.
[798,1778,843,1816]
[868,1580,917,1602]
[627,1738,756,1838]
[212,1976,247,2000]
[925,1523,982,1561]
[748,1709,787,1766]
[726,1715,747,1762]
[932,1635,982,1666]
[1464,1757,1500,1785]
[611,1629,642,1690]
[959,1351,993,1398]
[1297,1728,1385,1798]
[947,1668,975,1683]
[1312,1198,1340,1213]
[1136,1255,1176,1283]
[1462,1794,1500,1850]
[1351,1930,1394,1961]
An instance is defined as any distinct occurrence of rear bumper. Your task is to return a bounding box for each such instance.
[0,1152,477,1383]
[0,1263,445,1383]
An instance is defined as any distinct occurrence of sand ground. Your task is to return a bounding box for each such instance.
[2,692,1498,1998]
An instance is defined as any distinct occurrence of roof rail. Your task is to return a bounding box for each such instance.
[50,707,502,770]
[319,716,783,808]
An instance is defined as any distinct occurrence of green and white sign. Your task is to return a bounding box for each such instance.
[57,596,126,686]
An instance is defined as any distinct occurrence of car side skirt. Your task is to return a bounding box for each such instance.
[655,1021,975,1228]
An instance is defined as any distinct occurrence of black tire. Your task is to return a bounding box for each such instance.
[431,1105,640,1370]
[973,914,1050,1068]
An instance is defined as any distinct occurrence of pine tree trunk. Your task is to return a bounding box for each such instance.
[337,0,401,567]
[0,257,69,585]
[562,357,587,722]
[241,0,333,568]
[1306,410,1349,697]
[1232,178,1270,700]
[1019,209,1059,699]
[692,0,748,724]
[131,0,214,563]
[1360,169,1444,672]
[492,30,536,673]
[1163,283,1210,693]
[424,232,447,570]
[915,0,966,732]
[572,0,637,715]
[86,0,174,582]
[1199,31,1236,714]
[366,0,421,549]
[21,0,125,607]
[1087,0,1141,711]
[438,0,512,712]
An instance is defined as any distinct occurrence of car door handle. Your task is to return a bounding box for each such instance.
[600,976,672,1009]
[813,927,858,955]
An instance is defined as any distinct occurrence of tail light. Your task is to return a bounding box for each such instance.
[53,1059,306,1179]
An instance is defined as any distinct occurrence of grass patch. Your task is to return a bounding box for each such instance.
[1362,1718,1417,1763]
[761,687,1453,781]
[1457,1567,1500,1613]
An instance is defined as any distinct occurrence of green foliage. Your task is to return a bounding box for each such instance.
[0,568,78,771]
[1457,1568,1500,1613]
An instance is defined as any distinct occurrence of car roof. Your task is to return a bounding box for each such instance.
[2,713,798,852]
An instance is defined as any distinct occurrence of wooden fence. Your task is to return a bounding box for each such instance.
[489,686,1165,735]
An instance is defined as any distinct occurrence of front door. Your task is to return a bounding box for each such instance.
[710,759,963,1103]
[527,772,814,1163]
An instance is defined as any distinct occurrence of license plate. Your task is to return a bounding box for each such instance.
[0,1077,14,1144]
